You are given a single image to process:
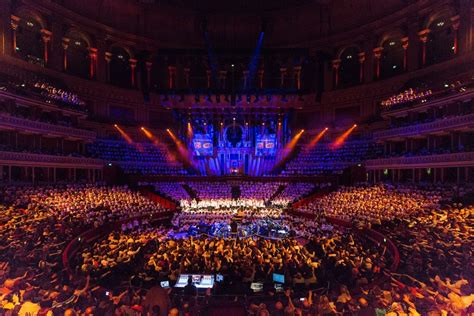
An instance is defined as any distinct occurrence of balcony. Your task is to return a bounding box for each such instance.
[365,151,474,169]
[0,151,103,168]
[0,113,96,140]
[373,113,474,140]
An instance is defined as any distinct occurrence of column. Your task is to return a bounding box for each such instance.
[372,47,383,79]
[258,68,264,89]
[331,59,341,89]
[219,70,227,89]
[50,19,64,71]
[457,0,472,54]
[450,15,460,55]
[183,67,190,88]
[129,58,137,87]
[206,69,211,88]
[401,37,409,71]
[96,38,108,83]
[243,70,249,89]
[294,66,302,90]
[418,29,430,66]
[0,0,14,55]
[357,52,365,83]
[279,67,287,88]
[40,29,52,66]
[62,37,70,71]
[104,52,112,83]
[146,61,153,87]
[89,48,98,79]
[10,15,20,54]
[168,66,176,89]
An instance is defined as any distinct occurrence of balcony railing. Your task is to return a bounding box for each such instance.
[0,113,96,140]
[0,151,103,167]
[374,113,474,140]
[365,151,474,169]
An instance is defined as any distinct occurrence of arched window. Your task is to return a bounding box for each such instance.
[426,17,455,65]
[67,33,90,79]
[16,17,44,65]
[380,38,404,79]
[110,47,131,88]
[339,47,360,88]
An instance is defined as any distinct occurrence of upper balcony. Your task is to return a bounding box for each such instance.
[0,150,103,168]
[373,112,474,141]
[0,112,96,140]
[365,151,474,169]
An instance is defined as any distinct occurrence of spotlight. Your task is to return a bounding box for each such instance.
[113,124,118,127]
[231,64,235,68]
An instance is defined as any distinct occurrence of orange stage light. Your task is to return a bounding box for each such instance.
[113,124,133,144]
[331,124,357,149]
[306,127,328,150]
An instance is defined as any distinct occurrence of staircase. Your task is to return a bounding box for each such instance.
[267,184,286,204]
[182,184,199,201]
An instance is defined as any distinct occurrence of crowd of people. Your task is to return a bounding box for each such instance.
[0,182,472,315]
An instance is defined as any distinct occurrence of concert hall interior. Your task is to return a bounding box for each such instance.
[0,0,473,315]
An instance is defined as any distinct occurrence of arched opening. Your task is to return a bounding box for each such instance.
[426,17,455,65]
[380,38,404,79]
[66,33,90,79]
[15,16,44,66]
[339,47,360,88]
[109,47,131,88]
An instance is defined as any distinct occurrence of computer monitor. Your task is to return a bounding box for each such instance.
[160,281,170,288]
[273,273,285,284]
[174,274,215,289]
[216,274,224,282]
[250,282,263,293]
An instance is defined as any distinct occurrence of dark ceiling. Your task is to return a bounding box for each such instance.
[144,0,320,13]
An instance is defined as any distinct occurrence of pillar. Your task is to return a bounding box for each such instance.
[401,37,409,71]
[40,29,52,66]
[183,67,190,88]
[373,47,383,79]
[104,52,112,83]
[457,0,473,54]
[258,68,264,89]
[10,15,20,54]
[0,1,13,55]
[96,39,108,83]
[243,70,249,89]
[50,19,64,72]
[89,48,98,79]
[206,69,211,89]
[219,70,227,89]
[294,66,302,89]
[146,61,153,88]
[167,66,176,89]
[62,37,70,71]
[357,52,365,83]
[331,59,341,89]
[418,29,430,67]
[279,67,287,88]
[129,58,137,87]
[450,15,460,55]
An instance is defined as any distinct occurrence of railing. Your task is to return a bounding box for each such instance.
[0,150,104,167]
[365,151,474,168]
[374,113,474,140]
[0,113,96,140]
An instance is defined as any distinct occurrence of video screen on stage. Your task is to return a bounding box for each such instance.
[255,134,276,156]
[175,274,215,288]
[193,134,213,156]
